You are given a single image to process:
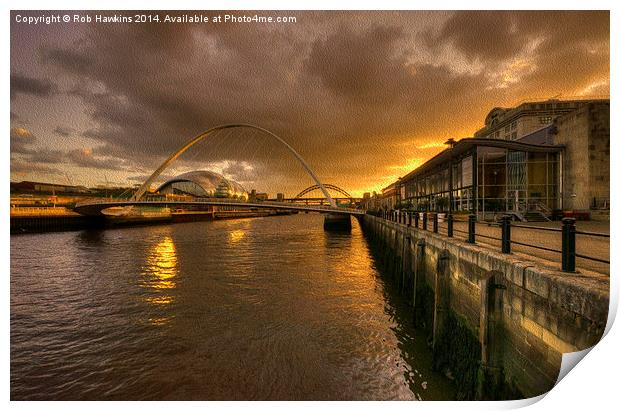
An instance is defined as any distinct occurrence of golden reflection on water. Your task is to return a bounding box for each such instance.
[228,229,246,244]
[142,236,178,325]
[145,236,178,290]
[323,224,379,298]
[222,218,251,246]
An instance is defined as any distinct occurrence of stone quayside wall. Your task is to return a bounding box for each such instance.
[361,215,608,400]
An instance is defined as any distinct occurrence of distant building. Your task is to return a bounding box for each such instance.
[157,170,248,200]
[474,98,607,141]
[10,181,91,194]
[276,193,284,202]
[255,193,269,201]
[360,191,380,211]
[379,182,399,211]
[379,98,609,220]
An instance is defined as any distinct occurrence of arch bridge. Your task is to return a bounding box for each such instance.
[283,184,362,206]
[74,124,364,228]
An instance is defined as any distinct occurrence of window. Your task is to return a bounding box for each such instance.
[539,116,552,124]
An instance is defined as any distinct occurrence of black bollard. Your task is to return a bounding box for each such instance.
[468,214,476,244]
[562,218,576,272]
[501,215,511,253]
[422,212,428,230]
[447,214,453,237]
[433,213,438,233]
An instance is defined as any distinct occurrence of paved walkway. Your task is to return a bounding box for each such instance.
[407,217,610,275]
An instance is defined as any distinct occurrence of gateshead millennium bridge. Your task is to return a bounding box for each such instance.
[74,124,363,228]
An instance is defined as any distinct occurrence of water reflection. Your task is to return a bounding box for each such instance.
[11,214,456,400]
[228,229,246,244]
[141,236,178,324]
[223,219,251,246]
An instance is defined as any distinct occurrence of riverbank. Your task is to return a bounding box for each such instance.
[10,208,296,234]
[360,214,609,400]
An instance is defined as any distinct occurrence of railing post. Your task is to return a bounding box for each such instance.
[407,211,412,227]
[447,214,453,237]
[501,215,511,253]
[562,218,576,272]
[433,212,438,233]
[468,214,476,244]
[422,212,428,230]
[414,212,419,228]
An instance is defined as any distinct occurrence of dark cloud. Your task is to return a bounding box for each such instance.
[53,126,74,137]
[40,47,94,75]
[11,158,64,178]
[305,25,407,99]
[12,144,128,172]
[427,11,609,64]
[10,74,57,98]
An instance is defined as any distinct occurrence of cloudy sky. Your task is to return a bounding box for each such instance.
[10,10,609,196]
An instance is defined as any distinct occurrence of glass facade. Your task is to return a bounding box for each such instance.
[477,147,558,218]
[398,142,560,219]
[402,154,474,212]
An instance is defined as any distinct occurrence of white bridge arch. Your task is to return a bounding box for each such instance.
[132,124,337,208]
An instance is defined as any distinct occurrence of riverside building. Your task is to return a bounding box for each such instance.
[381,98,609,221]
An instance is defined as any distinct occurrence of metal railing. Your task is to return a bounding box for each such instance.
[10,206,77,216]
[75,196,363,214]
[374,210,609,273]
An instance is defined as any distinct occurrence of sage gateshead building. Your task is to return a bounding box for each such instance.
[387,99,609,221]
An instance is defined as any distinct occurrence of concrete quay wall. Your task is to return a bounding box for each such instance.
[361,215,608,399]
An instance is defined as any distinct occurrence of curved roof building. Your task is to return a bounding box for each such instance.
[157,170,248,200]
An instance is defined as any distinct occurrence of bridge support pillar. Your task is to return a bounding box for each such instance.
[323,213,352,231]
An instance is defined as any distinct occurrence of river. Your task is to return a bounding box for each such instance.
[11,214,455,400]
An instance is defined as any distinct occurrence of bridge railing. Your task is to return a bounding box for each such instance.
[376,210,609,274]
[10,206,77,216]
[75,197,363,214]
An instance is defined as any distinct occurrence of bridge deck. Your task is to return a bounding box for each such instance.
[73,199,365,216]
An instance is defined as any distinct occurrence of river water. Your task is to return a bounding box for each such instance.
[11,214,455,400]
